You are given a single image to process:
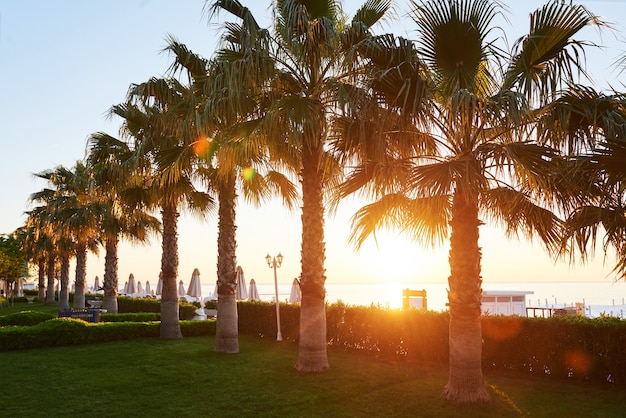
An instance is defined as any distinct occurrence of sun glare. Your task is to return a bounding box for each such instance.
[353,230,446,308]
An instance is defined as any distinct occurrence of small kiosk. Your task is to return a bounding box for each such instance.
[481,290,534,316]
[402,289,427,310]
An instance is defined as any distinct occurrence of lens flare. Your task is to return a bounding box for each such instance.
[242,167,256,181]
[192,136,211,159]
[564,349,593,376]
[482,317,523,341]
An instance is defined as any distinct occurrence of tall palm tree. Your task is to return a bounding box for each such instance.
[163,36,299,352]
[336,0,611,403]
[14,222,48,302]
[110,83,214,340]
[87,133,161,314]
[209,0,392,370]
[29,164,98,310]
[28,179,67,307]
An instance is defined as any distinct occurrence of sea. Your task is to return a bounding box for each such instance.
[196,280,626,319]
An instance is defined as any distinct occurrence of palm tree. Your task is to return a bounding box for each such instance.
[14,222,48,302]
[209,0,392,369]
[162,35,300,352]
[87,133,161,314]
[110,83,213,340]
[29,165,97,310]
[336,0,611,403]
[556,88,626,277]
[27,180,65,306]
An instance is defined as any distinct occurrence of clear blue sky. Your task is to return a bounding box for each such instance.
[1,1,625,292]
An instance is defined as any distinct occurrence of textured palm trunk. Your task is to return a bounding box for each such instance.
[160,203,182,339]
[45,254,55,305]
[295,148,329,372]
[73,241,87,308]
[58,254,71,311]
[442,190,490,403]
[37,259,46,302]
[215,176,239,353]
[102,237,119,313]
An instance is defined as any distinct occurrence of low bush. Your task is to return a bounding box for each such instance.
[0,311,56,326]
[117,296,197,319]
[101,313,160,322]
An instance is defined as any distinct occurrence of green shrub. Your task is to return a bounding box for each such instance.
[0,311,56,326]
[116,296,197,319]
[180,319,215,337]
[0,318,164,351]
[101,313,160,322]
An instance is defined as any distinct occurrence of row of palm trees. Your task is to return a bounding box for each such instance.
[13,0,626,404]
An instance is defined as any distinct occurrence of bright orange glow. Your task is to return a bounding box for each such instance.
[192,136,211,158]
[482,317,524,341]
[564,349,593,376]
[242,167,256,182]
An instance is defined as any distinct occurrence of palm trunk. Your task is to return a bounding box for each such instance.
[102,237,119,313]
[45,254,55,305]
[160,203,182,339]
[295,147,329,372]
[37,259,45,302]
[58,253,71,311]
[73,241,87,308]
[442,190,490,403]
[215,176,239,353]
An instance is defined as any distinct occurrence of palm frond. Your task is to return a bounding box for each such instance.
[349,193,450,249]
[482,186,564,255]
[502,1,606,101]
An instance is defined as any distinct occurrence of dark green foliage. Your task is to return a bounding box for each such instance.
[101,312,160,322]
[0,318,163,350]
[237,301,300,341]
[0,310,55,326]
[116,296,197,319]
[180,319,215,336]
[482,315,626,385]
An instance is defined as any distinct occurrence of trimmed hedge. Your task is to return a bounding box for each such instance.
[482,315,626,384]
[101,313,160,322]
[0,311,56,326]
[116,296,197,320]
[0,318,215,351]
[234,301,626,385]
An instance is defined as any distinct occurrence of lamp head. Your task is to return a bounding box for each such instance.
[276,252,283,267]
[265,253,272,268]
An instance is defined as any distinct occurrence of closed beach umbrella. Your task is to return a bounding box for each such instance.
[93,276,100,293]
[289,278,301,304]
[145,281,152,296]
[123,281,128,294]
[235,266,247,300]
[156,273,163,296]
[248,278,260,301]
[187,268,202,302]
[127,274,137,295]
[178,280,186,298]
[137,281,144,295]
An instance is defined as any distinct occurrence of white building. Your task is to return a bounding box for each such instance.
[481,290,534,316]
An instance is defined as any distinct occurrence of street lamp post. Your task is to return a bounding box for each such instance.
[265,252,284,341]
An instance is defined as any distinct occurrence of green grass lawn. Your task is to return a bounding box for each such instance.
[1,303,624,417]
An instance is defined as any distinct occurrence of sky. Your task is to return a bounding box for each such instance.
[1,0,626,294]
